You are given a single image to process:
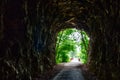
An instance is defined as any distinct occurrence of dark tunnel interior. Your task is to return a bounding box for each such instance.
[0,0,120,80]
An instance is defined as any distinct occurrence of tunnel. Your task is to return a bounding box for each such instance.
[0,0,120,80]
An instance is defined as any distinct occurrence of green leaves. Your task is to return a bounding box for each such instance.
[56,28,89,64]
[79,30,89,63]
[56,28,77,63]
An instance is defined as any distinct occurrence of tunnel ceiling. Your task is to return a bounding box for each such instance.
[0,0,120,80]
[50,0,90,32]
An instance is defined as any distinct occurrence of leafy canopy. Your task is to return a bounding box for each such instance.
[56,28,89,64]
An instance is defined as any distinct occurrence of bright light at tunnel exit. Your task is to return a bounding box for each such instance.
[56,28,89,64]
[70,58,80,62]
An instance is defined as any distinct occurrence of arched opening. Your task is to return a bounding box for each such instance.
[56,28,90,64]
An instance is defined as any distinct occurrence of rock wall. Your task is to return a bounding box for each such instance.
[86,1,120,80]
[0,0,120,80]
[0,0,57,79]
[88,26,120,80]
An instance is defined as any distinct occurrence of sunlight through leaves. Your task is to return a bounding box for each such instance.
[56,28,89,64]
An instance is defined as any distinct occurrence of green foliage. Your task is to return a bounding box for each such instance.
[79,31,89,63]
[56,28,89,64]
[56,28,77,63]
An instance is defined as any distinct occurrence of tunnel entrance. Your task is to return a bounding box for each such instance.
[56,28,89,64]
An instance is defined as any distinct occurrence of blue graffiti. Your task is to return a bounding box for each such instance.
[33,26,44,52]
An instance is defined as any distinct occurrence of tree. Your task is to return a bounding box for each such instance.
[56,28,89,63]
[56,28,77,63]
[79,30,89,63]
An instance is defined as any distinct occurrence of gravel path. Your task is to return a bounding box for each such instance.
[51,62,97,80]
[52,68,85,80]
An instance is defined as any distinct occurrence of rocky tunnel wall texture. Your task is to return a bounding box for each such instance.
[0,0,120,80]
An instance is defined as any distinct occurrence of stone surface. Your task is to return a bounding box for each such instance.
[0,0,120,80]
[53,68,84,80]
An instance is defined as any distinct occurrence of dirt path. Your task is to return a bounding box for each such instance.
[50,62,97,80]
[52,68,85,80]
